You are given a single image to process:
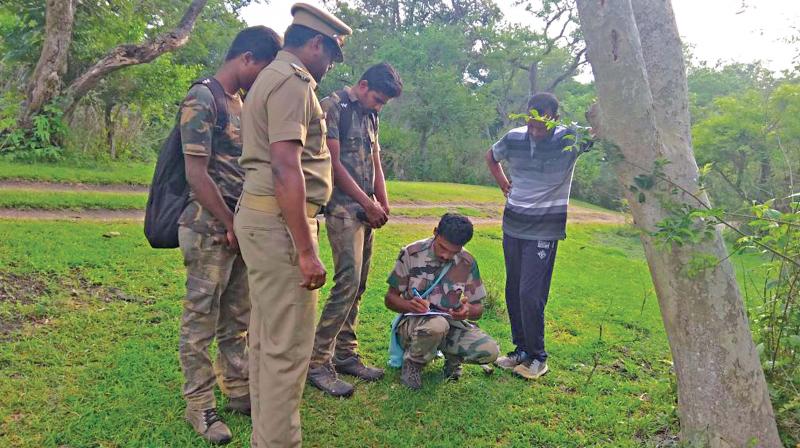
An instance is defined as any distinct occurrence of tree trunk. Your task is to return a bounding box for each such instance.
[528,60,539,95]
[104,101,116,159]
[62,0,208,116]
[576,0,781,446]
[20,0,77,125]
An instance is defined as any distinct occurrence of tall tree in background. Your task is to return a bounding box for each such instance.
[19,0,211,125]
[576,0,781,445]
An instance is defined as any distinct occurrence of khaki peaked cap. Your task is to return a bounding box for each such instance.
[290,3,352,62]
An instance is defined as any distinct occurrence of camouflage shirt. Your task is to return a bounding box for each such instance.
[387,237,486,309]
[178,82,244,234]
[320,87,379,218]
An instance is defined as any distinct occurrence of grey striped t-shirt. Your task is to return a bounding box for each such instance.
[491,125,590,241]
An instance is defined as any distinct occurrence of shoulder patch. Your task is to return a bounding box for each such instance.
[506,126,529,141]
[290,63,312,82]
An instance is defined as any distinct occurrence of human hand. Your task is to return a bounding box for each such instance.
[448,298,471,320]
[379,199,390,216]
[225,229,239,252]
[406,297,430,314]
[365,200,389,229]
[500,179,512,197]
[298,251,327,290]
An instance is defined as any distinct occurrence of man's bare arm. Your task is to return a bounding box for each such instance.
[270,140,326,290]
[485,148,511,197]
[328,137,387,227]
[184,154,238,249]
[373,149,389,214]
[385,287,429,314]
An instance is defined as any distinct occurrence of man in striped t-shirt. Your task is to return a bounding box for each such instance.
[485,92,592,380]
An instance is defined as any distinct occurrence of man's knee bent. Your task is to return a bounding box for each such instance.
[414,316,450,339]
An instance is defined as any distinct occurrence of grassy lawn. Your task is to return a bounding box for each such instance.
[0,189,146,210]
[0,161,154,185]
[0,220,680,447]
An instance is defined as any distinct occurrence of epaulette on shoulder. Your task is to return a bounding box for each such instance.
[290,63,312,83]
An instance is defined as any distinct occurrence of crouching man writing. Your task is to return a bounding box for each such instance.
[384,213,499,389]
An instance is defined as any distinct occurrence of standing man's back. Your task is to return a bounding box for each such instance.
[177,26,281,445]
[234,4,352,447]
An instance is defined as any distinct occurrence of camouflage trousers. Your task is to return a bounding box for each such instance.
[178,226,250,410]
[309,215,373,368]
[397,315,500,366]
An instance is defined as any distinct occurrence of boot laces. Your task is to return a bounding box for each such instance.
[202,408,222,427]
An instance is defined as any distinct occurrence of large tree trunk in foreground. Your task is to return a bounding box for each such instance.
[21,0,77,126]
[576,0,781,446]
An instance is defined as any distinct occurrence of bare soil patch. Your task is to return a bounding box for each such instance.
[0,180,147,193]
[0,208,144,221]
[0,269,142,341]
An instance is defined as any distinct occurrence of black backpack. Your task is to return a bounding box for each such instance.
[144,77,229,249]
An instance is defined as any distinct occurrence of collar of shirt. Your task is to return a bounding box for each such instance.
[420,237,463,267]
[276,50,317,90]
[342,86,365,114]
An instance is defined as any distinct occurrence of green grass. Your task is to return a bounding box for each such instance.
[0,220,681,447]
[387,181,505,204]
[0,189,146,210]
[0,160,154,185]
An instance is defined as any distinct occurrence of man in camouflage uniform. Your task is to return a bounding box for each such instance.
[307,63,404,397]
[178,27,281,445]
[384,213,500,389]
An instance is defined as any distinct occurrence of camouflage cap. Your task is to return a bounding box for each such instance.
[290,3,352,62]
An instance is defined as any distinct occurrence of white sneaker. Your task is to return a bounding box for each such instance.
[513,359,549,380]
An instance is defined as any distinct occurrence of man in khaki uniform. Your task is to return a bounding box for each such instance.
[234,4,351,447]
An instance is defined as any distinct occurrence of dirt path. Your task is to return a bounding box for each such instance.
[0,180,626,224]
[0,180,148,193]
[0,206,625,225]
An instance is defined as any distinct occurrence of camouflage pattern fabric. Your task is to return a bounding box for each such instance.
[396,315,499,365]
[178,226,250,410]
[309,215,373,368]
[387,237,487,309]
[320,87,378,219]
[178,83,245,234]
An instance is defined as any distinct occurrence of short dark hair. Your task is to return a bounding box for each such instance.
[283,24,340,59]
[360,63,403,98]
[437,213,474,246]
[226,26,282,62]
[527,92,559,117]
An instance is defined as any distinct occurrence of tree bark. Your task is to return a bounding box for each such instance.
[20,0,77,125]
[576,0,781,446]
[62,0,208,116]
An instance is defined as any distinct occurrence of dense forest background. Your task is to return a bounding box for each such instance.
[1,0,798,213]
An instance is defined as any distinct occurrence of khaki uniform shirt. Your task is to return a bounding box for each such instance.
[320,87,379,218]
[178,83,244,234]
[387,237,487,310]
[239,50,332,206]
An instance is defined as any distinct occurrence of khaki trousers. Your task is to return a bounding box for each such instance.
[309,215,373,368]
[234,204,320,448]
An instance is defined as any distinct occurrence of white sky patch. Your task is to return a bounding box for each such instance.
[241,0,799,74]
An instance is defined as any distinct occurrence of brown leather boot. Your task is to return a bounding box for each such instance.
[307,363,355,397]
[185,407,232,445]
[400,360,424,390]
[334,355,385,381]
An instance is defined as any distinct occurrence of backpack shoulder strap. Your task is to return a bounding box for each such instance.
[191,77,229,132]
[335,88,355,139]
